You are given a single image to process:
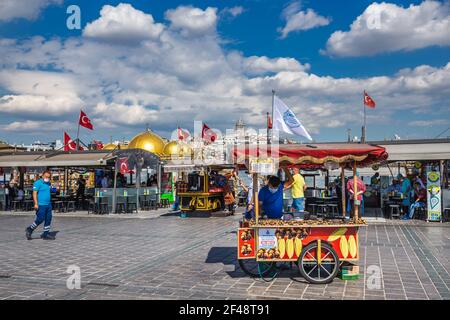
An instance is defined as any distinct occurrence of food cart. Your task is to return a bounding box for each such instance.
[235,143,388,284]
[163,164,235,213]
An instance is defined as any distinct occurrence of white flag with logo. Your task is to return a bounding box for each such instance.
[272,95,312,141]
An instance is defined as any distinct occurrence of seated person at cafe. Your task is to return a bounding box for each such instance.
[370,172,380,186]
[257,170,294,219]
[387,179,401,194]
[404,181,427,220]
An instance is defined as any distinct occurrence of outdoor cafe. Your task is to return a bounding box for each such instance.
[0,148,168,214]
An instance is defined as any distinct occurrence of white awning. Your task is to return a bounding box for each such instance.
[0,151,115,167]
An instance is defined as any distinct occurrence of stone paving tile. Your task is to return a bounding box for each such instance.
[0,214,449,300]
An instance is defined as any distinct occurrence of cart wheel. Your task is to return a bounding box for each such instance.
[238,259,276,278]
[298,242,339,284]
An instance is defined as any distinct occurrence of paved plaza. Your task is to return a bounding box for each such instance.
[0,211,449,300]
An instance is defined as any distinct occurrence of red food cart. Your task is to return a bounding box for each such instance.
[234,143,388,284]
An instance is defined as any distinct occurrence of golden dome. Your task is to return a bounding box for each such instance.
[102,143,118,150]
[128,129,165,154]
[102,143,127,150]
[163,141,193,158]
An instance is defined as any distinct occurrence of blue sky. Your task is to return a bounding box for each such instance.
[0,0,449,144]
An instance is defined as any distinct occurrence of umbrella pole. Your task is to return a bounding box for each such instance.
[341,165,346,217]
[253,172,259,224]
[112,161,118,214]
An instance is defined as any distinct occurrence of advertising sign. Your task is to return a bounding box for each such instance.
[237,228,256,259]
[426,170,441,221]
[257,228,277,250]
[249,158,276,175]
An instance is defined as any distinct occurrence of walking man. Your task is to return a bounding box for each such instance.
[25,170,55,240]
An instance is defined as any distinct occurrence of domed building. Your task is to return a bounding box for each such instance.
[102,143,127,150]
[127,129,165,155]
[163,140,193,159]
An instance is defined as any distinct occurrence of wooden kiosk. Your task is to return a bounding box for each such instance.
[235,143,388,284]
[163,164,235,213]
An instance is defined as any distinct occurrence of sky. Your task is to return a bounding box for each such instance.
[0,0,449,144]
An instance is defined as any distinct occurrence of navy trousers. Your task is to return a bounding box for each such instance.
[29,205,52,236]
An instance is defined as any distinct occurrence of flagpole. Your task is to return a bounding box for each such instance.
[76,110,81,151]
[362,91,366,143]
[270,89,275,145]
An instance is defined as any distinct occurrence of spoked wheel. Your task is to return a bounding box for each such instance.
[298,241,339,284]
[238,259,276,278]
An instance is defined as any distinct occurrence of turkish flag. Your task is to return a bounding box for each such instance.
[64,132,78,151]
[202,123,217,143]
[364,91,376,108]
[118,157,130,175]
[267,113,273,129]
[79,110,94,130]
[177,127,190,141]
[93,140,104,150]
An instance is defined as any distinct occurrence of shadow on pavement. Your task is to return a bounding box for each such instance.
[205,246,308,282]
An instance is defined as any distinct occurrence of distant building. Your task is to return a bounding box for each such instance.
[9,140,63,152]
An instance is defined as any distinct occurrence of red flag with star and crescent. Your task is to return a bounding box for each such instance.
[201,123,217,143]
[79,110,94,130]
[118,157,130,175]
[64,132,79,151]
[177,127,190,141]
[364,91,376,108]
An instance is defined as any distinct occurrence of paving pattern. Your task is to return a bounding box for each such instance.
[0,212,449,300]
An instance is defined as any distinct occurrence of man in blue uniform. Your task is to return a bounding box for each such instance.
[25,170,55,240]
[258,170,294,219]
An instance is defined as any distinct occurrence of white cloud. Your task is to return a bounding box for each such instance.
[0,3,449,141]
[0,94,82,115]
[0,0,62,22]
[93,102,159,125]
[221,6,245,18]
[83,3,164,45]
[165,6,218,37]
[0,69,83,115]
[227,53,310,75]
[1,120,73,132]
[324,0,450,57]
[279,1,331,39]
[408,119,450,126]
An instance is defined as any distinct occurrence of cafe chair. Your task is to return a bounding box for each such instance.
[160,198,169,208]
[66,201,76,213]
[126,201,138,214]
[23,200,34,212]
[54,201,64,213]
[388,204,401,219]
[316,204,328,217]
[307,203,317,215]
[12,200,22,211]
[148,194,158,210]
[139,195,149,210]
[415,206,426,220]
[87,199,98,215]
[99,198,109,215]
[327,204,339,216]
[115,196,126,214]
